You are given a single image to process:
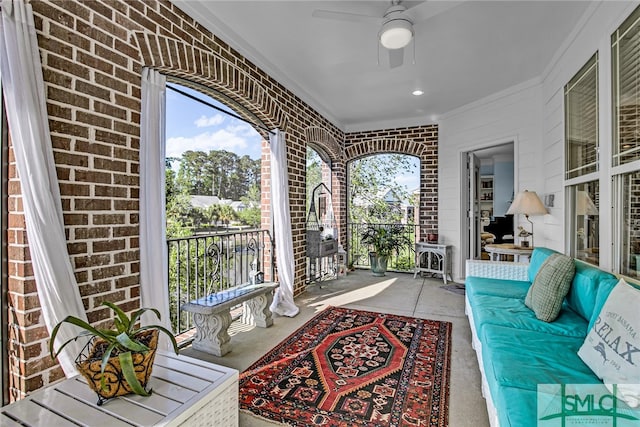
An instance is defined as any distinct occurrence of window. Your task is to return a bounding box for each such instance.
[565,54,600,264]
[565,54,598,179]
[612,6,640,277]
[567,181,600,265]
[617,172,640,276]
[0,82,7,405]
[612,6,640,166]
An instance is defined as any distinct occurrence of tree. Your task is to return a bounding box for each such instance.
[175,150,260,200]
[306,147,323,217]
[218,204,237,228]
[166,193,195,238]
[348,154,416,224]
[238,184,261,228]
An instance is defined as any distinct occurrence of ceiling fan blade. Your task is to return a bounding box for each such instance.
[312,9,382,25]
[401,1,427,12]
[389,48,404,69]
[410,1,464,23]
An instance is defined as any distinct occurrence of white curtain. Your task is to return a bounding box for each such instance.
[0,0,87,376]
[139,69,172,339]
[269,129,299,317]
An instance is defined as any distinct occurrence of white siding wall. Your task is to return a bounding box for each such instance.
[438,1,639,280]
[439,80,543,280]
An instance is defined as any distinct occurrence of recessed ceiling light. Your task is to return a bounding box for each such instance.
[412,90,424,96]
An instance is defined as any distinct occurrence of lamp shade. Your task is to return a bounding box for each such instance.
[576,190,598,216]
[380,18,413,49]
[506,190,547,216]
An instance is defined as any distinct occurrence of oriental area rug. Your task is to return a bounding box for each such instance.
[239,306,451,427]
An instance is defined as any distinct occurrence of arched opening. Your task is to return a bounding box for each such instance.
[305,145,338,283]
[347,153,419,272]
[165,82,265,235]
[164,80,273,338]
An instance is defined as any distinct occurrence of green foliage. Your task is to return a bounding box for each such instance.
[238,207,261,228]
[217,204,237,227]
[239,184,261,228]
[49,302,178,396]
[306,147,323,215]
[165,150,261,233]
[175,150,259,200]
[349,154,417,224]
[393,255,414,271]
[361,224,412,258]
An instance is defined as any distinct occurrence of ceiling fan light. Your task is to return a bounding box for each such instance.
[380,18,413,49]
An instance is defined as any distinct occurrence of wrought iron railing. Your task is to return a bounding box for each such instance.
[167,229,273,336]
[347,223,419,273]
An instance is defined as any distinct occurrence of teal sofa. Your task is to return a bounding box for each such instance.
[465,247,619,426]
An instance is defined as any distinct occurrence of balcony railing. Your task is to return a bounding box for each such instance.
[167,229,273,336]
[347,223,418,273]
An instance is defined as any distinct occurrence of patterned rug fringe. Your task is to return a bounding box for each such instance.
[240,408,287,426]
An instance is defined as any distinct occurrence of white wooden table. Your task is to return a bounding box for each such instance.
[0,351,239,427]
[485,243,533,263]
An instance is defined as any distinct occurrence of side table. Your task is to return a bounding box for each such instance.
[414,242,453,284]
[485,243,533,263]
[0,351,239,427]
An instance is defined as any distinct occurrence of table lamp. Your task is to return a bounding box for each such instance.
[506,190,547,247]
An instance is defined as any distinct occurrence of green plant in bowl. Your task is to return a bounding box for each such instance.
[49,301,178,402]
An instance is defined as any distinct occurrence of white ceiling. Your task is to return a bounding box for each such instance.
[171,1,593,132]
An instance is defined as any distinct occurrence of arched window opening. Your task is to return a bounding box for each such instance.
[305,146,338,283]
[164,81,272,338]
[349,154,419,225]
[347,154,419,272]
[165,82,264,236]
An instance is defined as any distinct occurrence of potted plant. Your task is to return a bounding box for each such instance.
[361,224,411,276]
[49,301,179,405]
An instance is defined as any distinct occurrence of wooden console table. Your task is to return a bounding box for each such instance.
[485,243,533,262]
[0,351,239,427]
[414,242,453,284]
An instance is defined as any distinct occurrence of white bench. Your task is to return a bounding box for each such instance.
[181,282,279,356]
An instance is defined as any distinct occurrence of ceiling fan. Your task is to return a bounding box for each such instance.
[312,0,461,68]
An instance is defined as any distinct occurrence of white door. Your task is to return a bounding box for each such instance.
[468,153,481,259]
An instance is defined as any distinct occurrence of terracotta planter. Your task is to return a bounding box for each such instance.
[76,329,158,404]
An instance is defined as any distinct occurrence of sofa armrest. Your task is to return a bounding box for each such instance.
[465,260,529,281]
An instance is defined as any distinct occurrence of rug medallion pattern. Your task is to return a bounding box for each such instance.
[239,307,451,426]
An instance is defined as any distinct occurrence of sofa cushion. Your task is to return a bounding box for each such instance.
[525,253,575,322]
[493,386,538,427]
[565,261,617,323]
[527,247,559,282]
[578,278,640,408]
[465,276,531,299]
[469,294,587,338]
[482,324,600,391]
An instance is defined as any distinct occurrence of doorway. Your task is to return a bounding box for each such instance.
[462,143,515,261]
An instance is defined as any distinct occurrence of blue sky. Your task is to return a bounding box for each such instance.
[165,84,419,192]
[165,85,263,161]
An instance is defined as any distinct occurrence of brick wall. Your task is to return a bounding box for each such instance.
[345,125,439,241]
[4,0,438,399]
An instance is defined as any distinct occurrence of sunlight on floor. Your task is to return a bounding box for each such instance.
[307,278,398,312]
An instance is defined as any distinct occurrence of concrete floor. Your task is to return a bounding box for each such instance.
[181,270,490,427]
